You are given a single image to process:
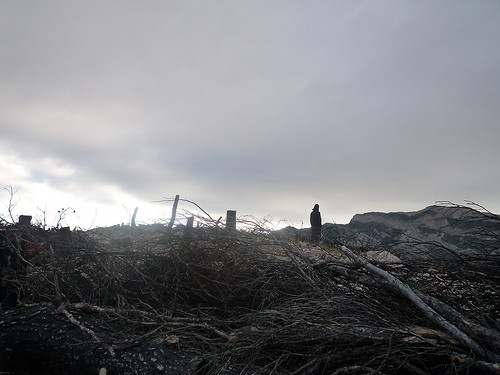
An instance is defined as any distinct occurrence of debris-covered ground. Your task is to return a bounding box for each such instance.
[1,220,499,374]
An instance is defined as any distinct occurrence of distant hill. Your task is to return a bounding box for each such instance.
[291,205,500,259]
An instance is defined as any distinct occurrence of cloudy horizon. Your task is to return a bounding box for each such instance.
[1,1,500,229]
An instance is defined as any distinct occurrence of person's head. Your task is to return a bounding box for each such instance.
[313,204,319,211]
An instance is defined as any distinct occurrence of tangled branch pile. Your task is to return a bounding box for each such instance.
[1,220,499,374]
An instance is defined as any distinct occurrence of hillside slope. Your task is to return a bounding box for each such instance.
[322,204,500,258]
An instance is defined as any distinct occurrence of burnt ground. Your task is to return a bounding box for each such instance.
[1,222,499,374]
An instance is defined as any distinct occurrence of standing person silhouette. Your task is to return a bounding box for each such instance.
[310,204,322,244]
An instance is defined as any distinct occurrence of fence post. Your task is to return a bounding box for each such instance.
[18,215,32,227]
[168,195,180,230]
[131,207,139,227]
[184,216,194,240]
[226,210,236,231]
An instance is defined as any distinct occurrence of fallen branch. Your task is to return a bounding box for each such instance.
[57,303,116,357]
[340,245,500,364]
[416,292,500,351]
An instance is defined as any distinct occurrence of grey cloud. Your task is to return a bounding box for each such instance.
[1,1,500,225]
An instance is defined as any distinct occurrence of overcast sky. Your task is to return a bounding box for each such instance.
[1,1,500,229]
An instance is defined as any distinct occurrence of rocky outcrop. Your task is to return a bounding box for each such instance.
[365,250,401,263]
[323,205,500,258]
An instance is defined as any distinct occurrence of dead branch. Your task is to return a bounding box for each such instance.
[340,245,500,364]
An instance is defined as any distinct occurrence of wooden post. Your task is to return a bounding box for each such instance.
[18,215,32,227]
[168,195,180,230]
[131,207,139,227]
[226,210,236,231]
[184,216,194,240]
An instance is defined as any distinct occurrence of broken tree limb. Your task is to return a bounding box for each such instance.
[340,245,500,364]
[416,292,500,351]
[57,303,116,357]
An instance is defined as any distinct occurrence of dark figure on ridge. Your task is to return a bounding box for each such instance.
[310,204,322,244]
